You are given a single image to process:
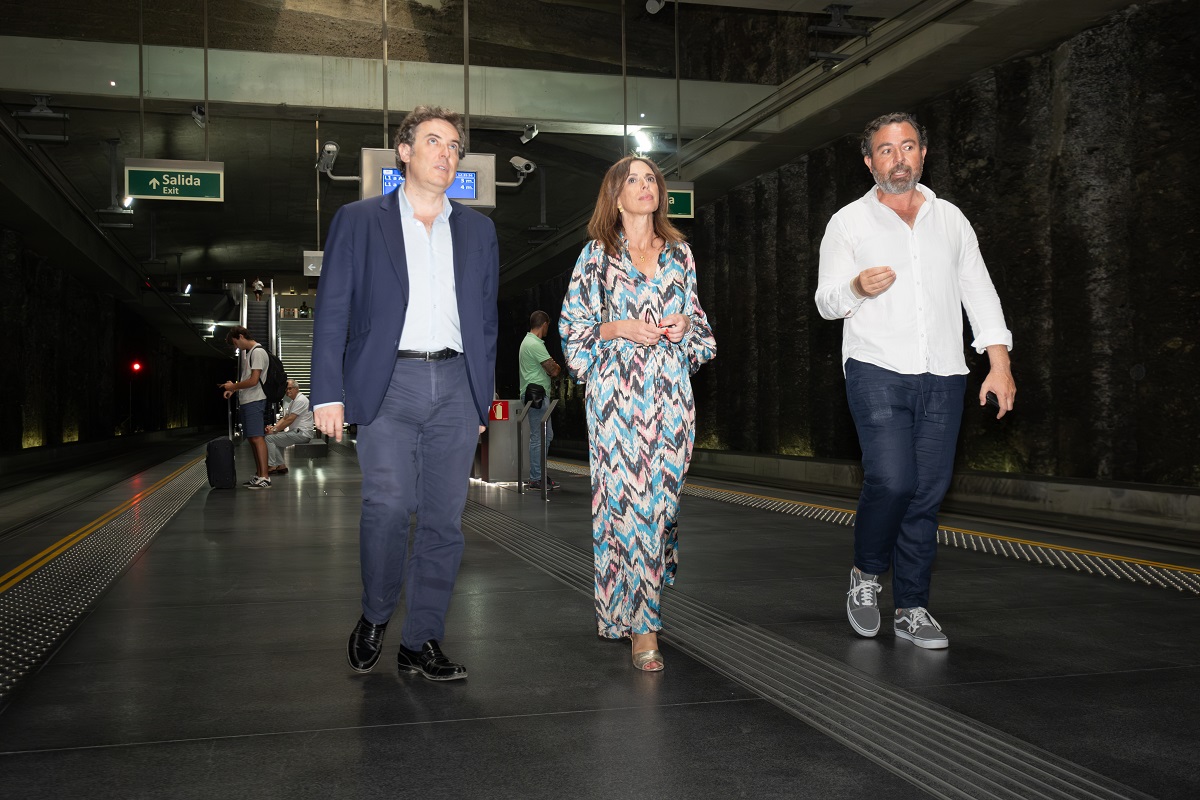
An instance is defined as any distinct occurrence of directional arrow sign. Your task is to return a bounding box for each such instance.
[125,158,224,202]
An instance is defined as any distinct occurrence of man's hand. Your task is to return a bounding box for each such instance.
[478,425,486,435]
[659,313,691,344]
[223,389,234,400]
[852,266,897,298]
[981,345,1016,419]
[219,380,236,393]
[315,404,345,442]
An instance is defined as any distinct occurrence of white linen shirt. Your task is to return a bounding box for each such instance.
[395,184,463,353]
[815,184,1012,376]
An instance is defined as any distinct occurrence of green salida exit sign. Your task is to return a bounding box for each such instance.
[666,182,694,219]
[125,158,224,202]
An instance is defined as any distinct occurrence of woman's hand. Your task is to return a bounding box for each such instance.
[658,313,690,344]
[621,318,665,346]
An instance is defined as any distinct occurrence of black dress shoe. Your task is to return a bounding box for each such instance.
[397,640,468,681]
[347,616,388,673]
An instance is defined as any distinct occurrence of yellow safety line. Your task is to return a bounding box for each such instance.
[0,456,203,593]
[679,479,1200,577]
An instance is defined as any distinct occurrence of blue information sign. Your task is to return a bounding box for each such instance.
[382,168,477,200]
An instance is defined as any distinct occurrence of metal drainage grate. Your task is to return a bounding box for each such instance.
[0,460,208,703]
[463,500,1152,800]
[547,460,1200,596]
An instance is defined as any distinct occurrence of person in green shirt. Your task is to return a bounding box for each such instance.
[519,310,562,489]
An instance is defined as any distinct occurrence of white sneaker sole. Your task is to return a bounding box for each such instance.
[895,629,949,649]
[847,606,880,637]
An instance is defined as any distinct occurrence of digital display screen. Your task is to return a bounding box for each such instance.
[382,168,478,200]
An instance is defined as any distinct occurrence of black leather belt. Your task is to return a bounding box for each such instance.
[396,348,460,361]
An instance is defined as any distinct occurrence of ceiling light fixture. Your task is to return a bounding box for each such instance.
[633,131,652,154]
[646,0,665,13]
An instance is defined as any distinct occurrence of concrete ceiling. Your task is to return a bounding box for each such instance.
[0,0,1141,355]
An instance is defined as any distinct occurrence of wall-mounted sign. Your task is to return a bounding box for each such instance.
[667,181,694,219]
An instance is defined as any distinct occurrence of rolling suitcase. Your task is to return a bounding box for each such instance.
[206,438,236,488]
[207,397,237,489]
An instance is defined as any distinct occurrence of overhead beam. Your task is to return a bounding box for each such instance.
[0,36,776,140]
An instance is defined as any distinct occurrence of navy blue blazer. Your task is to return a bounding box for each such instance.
[311,189,499,426]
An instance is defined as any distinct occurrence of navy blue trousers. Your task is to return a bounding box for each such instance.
[355,355,478,649]
[844,359,965,610]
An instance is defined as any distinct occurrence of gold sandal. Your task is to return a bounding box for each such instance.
[632,648,664,672]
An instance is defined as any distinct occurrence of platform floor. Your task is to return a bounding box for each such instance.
[0,439,1197,799]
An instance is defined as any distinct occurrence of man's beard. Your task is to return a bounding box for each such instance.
[874,162,922,194]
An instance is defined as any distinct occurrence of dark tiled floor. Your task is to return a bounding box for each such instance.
[1,444,1196,798]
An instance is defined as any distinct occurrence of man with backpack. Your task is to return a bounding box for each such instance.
[220,325,273,489]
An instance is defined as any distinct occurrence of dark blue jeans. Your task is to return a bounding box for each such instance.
[844,359,965,609]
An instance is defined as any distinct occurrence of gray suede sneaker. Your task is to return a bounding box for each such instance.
[894,607,949,649]
[846,567,882,637]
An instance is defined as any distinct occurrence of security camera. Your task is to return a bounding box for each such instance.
[520,123,539,144]
[510,155,537,175]
[191,104,206,129]
[316,141,339,171]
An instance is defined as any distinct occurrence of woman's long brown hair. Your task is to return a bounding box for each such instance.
[586,156,686,259]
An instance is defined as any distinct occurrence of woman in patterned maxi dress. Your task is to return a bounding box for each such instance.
[559,157,716,671]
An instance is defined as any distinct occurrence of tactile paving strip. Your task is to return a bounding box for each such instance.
[463,500,1153,800]
[548,459,1200,595]
[0,460,207,703]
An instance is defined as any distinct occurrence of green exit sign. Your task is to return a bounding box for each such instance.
[666,184,694,218]
[125,158,224,202]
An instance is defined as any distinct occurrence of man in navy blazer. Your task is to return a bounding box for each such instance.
[311,105,498,681]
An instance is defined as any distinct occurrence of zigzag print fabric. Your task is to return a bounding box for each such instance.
[560,238,716,639]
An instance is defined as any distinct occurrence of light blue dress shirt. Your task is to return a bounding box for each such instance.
[395,185,462,353]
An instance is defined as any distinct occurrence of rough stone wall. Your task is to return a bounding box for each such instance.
[708,0,1198,486]
[0,227,225,453]
[908,0,1198,485]
[0,229,116,449]
[513,0,1200,487]
[0,0,826,84]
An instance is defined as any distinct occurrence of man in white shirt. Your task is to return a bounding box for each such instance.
[265,380,314,475]
[815,111,1016,649]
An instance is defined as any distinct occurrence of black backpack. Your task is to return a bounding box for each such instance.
[250,344,288,405]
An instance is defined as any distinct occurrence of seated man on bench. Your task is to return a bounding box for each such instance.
[266,380,314,475]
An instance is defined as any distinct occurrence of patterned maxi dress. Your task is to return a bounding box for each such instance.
[559,237,717,639]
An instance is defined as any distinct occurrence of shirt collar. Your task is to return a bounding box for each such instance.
[396,183,453,222]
